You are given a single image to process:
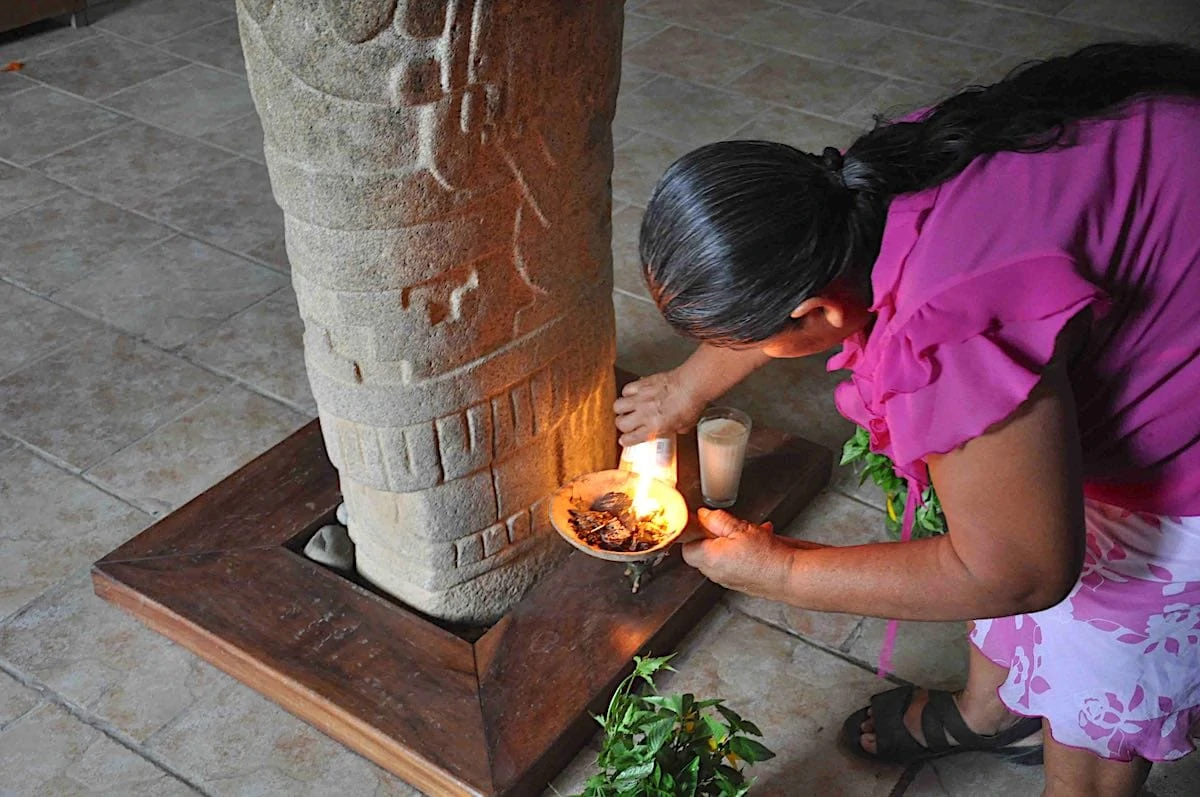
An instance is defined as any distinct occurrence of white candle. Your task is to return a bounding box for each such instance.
[697,409,751,508]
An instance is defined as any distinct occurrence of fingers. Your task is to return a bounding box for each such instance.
[680,539,710,569]
[618,428,650,447]
[696,508,748,538]
[761,521,774,533]
[621,382,640,397]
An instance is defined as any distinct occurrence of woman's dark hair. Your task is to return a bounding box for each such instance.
[641,42,1200,345]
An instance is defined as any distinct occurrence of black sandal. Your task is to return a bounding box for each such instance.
[840,686,1044,766]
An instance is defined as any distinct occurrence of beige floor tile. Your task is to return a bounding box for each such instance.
[0,671,40,729]
[619,62,658,97]
[612,131,689,205]
[0,18,97,64]
[543,738,602,797]
[93,0,232,44]
[903,764,954,795]
[726,489,879,650]
[0,283,99,378]
[157,17,246,74]
[1057,0,1200,37]
[611,122,638,150]
[0,72,35,98]
[848,619,971,691]
[950,7,1122,58]
[0,572,230,743]
[654,606,905,796]
[930,753,1046,795]
[734,5,891,65]
[629,0,781,35]
[0,702,200,796]
[732,53,888,118]
[56,235,286,350]
[845,0,988,39]
[23,33,187,100]
[989,0,1074,13]
[0,448,148,621]
[0,85,125,165]
[0,331,229,470]
[0,163,62,219]
[181,288,314,412]
[137,158,284,260]
[613,289,697,379]
[144,679,420,796]
[623,13,670,49]
[1145,757,1200,797]
[624,26,771,86]
[776,0,861,12]
[0,190,173,295]
[616,75,766,148]
[198,112,265,162]
[969,52,1042,86]
[733,105,865,153]
[88,385,307,514]
[102,63,255,137]
[849,30,1000,88]
[35,122,235,206]
[830,463,890,512]
[839,78,947,129]
[612,203,648,300]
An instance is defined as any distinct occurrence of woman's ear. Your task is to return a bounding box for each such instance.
[790,296,847,329]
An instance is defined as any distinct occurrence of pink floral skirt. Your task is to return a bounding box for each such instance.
[971,500,1200,762]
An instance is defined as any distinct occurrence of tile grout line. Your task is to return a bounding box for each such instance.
[737,608,907,685]
[0,657,216,797]
[94,21,249,82]
[14,168,288,276]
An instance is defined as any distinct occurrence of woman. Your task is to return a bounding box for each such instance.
[614,42,1200,796]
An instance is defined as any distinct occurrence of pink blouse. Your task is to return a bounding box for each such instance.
[828,96,1200,517]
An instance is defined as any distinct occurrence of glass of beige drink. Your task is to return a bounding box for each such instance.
[697,407,752,508]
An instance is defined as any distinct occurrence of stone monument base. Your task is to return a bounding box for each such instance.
[91,373,831,797]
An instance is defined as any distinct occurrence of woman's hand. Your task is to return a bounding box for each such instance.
[681,508,815,601]
[613,369,706,447]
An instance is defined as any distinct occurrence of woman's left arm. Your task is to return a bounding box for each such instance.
[684,361,1087,621]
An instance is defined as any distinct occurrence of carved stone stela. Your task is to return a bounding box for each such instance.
[238,0,622,622]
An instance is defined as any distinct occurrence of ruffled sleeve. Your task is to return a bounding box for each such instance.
[870,254,1109,475]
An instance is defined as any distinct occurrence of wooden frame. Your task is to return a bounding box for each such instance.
[92,374,830,796]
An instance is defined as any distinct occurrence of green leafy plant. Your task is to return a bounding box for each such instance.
[571,654,774,797]
[840,427,947,539]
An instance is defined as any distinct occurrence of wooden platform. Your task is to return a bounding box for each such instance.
[92,381,831,796]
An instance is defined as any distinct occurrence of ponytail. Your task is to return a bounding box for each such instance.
[641,42,1200,346]
[843,42,1200,197]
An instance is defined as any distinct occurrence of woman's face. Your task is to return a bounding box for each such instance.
[755,291,873,359]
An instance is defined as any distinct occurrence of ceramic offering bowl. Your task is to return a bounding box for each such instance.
[550,469,691,563]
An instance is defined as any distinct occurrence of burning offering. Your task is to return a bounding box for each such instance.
[549,469,689,563]
[567,490,671,553]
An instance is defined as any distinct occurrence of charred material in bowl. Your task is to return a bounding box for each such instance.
[567,491,669,553]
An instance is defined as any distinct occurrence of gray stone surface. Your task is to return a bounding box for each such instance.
[304,524,356,572]
[239,0,623,622]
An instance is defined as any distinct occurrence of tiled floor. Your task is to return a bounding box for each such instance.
[1,0,1199,795]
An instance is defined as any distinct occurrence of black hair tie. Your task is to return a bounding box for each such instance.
[821,146,844,174]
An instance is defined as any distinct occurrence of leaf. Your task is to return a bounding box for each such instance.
[642,694,684,716]
[2,61,24,72]
[615,760,655,782]
[738,720,764,737]
[728,736,776,764]
[676,756,700,797]
[715,704,744,731]
[634,654,676,680]
[702,714,728,744]
[644,716,676,755]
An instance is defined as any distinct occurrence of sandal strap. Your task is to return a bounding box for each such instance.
[924,690,1043,749]
[869,686,930,761]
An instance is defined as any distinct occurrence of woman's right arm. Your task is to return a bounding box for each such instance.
[613,344,771,446]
